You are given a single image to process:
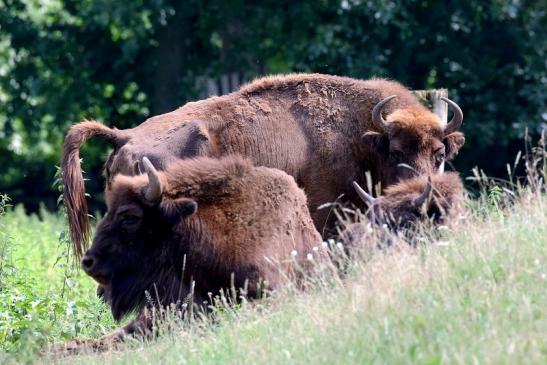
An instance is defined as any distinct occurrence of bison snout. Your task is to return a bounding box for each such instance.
[81,253,111,285]
[81,254,95,273]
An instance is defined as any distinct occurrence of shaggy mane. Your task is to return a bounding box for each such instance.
[384,172,464,201]
[163,155,253,200]
[111,155,254,203]
[239,73,414,99]
[387,108,443,130]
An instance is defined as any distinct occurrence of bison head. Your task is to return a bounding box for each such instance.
[81,158,197,321]
[362,96,465,189]
[352,172,464,230]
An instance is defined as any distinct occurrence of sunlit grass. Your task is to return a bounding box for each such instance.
[54,192,544,365]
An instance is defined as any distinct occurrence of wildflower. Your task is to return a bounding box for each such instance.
[312,246,319,252]
[290,250,298,257]
[306,253,313,261]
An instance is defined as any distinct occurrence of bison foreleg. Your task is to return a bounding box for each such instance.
[47,314,152,355]
[98,312,153,345]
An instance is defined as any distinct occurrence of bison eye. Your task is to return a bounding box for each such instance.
[121,214,141,226]
[435,152,446,165]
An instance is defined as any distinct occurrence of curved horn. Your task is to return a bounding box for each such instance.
[414,176,433,207]
[441,97,463,135]
[353,181,376,206]
[371,95,396,132]
[142,157,162,203]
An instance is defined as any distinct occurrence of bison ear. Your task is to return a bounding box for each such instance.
[362,131,389,155]
[159,198,198,226]
[443,132,465,160]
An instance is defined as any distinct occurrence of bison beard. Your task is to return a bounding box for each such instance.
[81,155,328,342]
[61,73,465,259]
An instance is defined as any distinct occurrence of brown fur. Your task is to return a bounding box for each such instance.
[375,171,465,221]
[108,156,325,275]
[80,155,330,344]
[340,172,465,254]
[62,73,465,256]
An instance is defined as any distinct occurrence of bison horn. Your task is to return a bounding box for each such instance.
[142,157,162,203]
[413,176,433,207]
[441,97,463,135]
[353,181,376,206]
[371,95,396,132]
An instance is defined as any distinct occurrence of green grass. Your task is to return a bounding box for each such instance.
[0,191,545,364]
[0,204,117,361]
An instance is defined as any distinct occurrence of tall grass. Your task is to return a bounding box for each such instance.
[45,191,546,365]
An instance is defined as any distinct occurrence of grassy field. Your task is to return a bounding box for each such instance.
[0,184,545,364]
[0,203,118,361]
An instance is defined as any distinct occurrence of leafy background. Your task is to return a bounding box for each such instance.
[0,0,546,212]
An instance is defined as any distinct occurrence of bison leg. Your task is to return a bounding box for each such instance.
[98,312,153,344]
[46,314,152,355]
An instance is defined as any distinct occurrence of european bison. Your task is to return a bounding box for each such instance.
[352,172,465,229]
[80,155,329,342]
[341,172,465,254]
[62,73,465,257]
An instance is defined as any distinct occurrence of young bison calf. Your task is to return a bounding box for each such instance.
[70,155,329,350]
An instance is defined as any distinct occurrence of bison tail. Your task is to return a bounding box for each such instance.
[61,120,127,260]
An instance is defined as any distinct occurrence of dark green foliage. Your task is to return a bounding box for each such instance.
[0,0,545,211]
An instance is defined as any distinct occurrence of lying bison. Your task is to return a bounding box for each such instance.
[62,73,464,257]
[341,172,465,253]
[78,155,329,345]
[352,172,465,229]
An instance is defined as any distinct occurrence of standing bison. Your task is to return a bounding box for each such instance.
[62,73,465,257]
[80,155,329,343]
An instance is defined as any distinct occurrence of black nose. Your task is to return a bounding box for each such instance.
[81,255,95,272]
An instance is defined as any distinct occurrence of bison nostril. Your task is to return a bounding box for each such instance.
[81,256,95,271]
